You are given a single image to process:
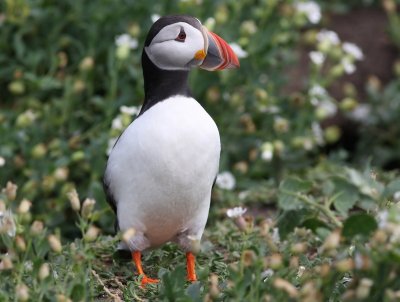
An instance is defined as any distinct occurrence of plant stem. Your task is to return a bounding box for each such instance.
[282,190,343,228]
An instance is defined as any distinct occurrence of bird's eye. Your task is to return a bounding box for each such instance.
[175,29,186,42]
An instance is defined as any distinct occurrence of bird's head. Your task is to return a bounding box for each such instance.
[144,15,240,71]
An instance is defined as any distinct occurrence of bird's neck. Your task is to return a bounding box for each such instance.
[140,51,192,115]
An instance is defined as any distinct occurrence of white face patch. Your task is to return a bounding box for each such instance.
[145,22,205,71]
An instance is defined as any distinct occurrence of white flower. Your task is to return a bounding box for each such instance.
[216,171,236,190]
[296,266,306,278]
[272,227,280,243]
[229,43,248,59]
[341,57,356,74]
[106,137,118,155]
[24,261,33,272]
[261,150,274,161]
[318,99,337,117]
[151,14,161,23]
[312,122,324,145]
[316,29,340,45]
[309,84,327,105]
[0,156,5,167]
[0,210,16,237]
[309,84,327,97]
[226,206,247,218]
[394,191,400,202]
[350,104,371,122]
[378,210,389,228]
[115,34,138,49]
[303,138,314,151]
[309,51,325,65]
[111,116,123,130]
[120,105,141,116]
[261,142,273,162]
[343,42,364,60]
[261,269,274,282]
[295,1,321,24]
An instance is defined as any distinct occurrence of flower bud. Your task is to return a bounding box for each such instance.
[291,242,307,254]
[209,273,220,299]
[273,117,290,133]
[16,283,29,302]
[56,294,72,302]
[54,167,69,181]
[30,220,44,235]
[322,230,341,251]
[335,258,354,272]
[3,181,18,201]
[240,20,257,36]
[81,198,96,219]
[241,250,256,267]
[340,97,358,111]
[0,256,13,270]
[31,143,47,159]
[84,226,100,242]
[128,23,141,37]
[0,199,5,212]
[67,189,80,212]
[383,0,396,13]
[324,126,341,144]
[73,79,85,94]
[233,161,248,174]
[269,253,283,269]
[273,278,298,298]
[16,235,27,252]
[215,5,228,24]
[71,151,85,162]
[8,81,25,95]
[48,235,62,253]
[356,278,373,299]
[38,263,50,280]
[18,199,32,214]
[206,86,220,103]
[79,56,94,72]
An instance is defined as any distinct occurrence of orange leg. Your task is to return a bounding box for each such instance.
[186,252,197,282]
[132,251,159,287]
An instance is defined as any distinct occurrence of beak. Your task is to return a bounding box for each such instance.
[199,26,240,71]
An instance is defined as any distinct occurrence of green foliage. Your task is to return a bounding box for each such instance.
[1,0,400,301]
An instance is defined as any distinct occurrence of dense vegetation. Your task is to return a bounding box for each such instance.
[1,0,400,301]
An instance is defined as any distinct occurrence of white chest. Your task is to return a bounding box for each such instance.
[105,96,220,242]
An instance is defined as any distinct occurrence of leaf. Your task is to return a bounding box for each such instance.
[280,177,313,192]
[277,209,309,238]
[331,177,359,216]
[346,168,384,200]
[384,179,400,199]
[301,218,329,232]
[277,177,313,211]
[185,282,202,302]
[342,213,377,239]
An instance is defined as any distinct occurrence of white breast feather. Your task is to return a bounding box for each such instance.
[105,96,220,247]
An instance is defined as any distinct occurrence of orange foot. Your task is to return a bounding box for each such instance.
[132,251,159,288]
[140,275,159,288]
[186,252,197,282]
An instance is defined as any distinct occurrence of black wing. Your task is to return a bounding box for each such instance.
[103,169,119,233]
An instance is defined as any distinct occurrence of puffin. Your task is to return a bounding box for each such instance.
[103,15,239,287]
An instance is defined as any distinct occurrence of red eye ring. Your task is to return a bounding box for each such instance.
[175,30,186,42]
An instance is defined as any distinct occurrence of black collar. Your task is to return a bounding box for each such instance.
[138,50,192,116]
